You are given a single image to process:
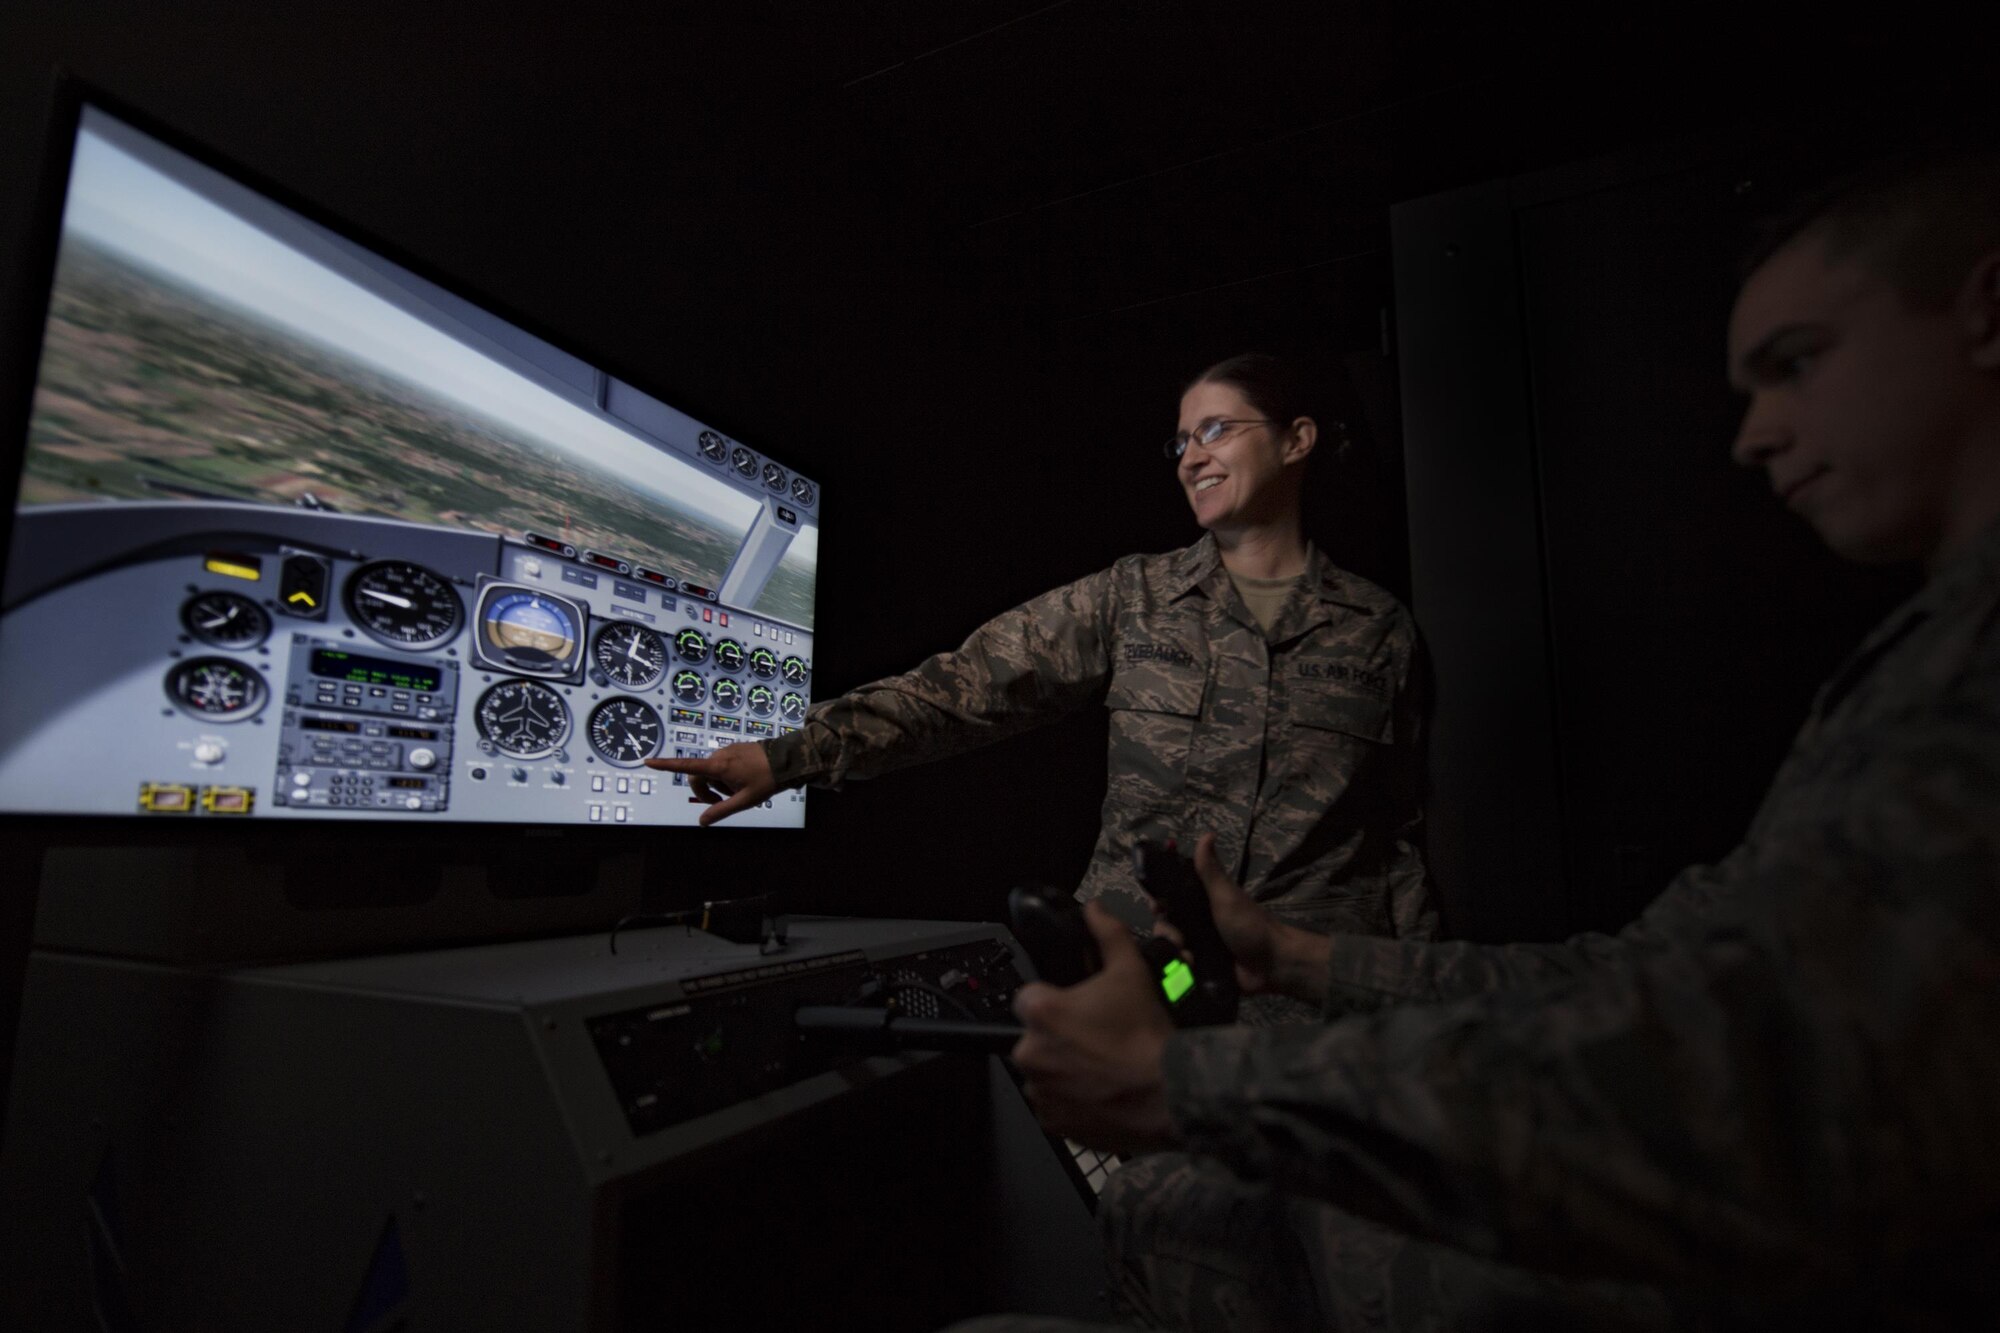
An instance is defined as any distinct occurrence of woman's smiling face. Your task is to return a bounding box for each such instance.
[1175,378,1305,534]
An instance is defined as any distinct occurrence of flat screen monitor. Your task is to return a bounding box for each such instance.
[0,100,819,830]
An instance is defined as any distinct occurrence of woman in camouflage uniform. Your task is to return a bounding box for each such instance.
[649,354,1435,974]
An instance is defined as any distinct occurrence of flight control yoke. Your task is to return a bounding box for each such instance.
[792,839,1240,1054]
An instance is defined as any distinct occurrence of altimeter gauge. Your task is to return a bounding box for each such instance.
[593,622,667,690]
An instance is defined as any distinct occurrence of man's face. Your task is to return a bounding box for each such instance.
[1728,236,1986,565]
[1175,380,1301,534]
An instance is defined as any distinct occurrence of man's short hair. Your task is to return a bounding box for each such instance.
[1744,145,2000,308]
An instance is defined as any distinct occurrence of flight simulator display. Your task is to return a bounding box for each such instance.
[0,106,819,828]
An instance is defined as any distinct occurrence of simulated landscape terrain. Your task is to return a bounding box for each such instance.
[23,235,789,612]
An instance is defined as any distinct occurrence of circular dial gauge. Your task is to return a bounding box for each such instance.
[731,445,757,478]
[762,462,788,491]
[594,623,666,689]
[781,655,810,686]
[674,627,710,664]
[790,477,816,506]
[712,637,745,674]
[588,697,663,767]
[711,678,743,712]
[671,670,707,705]
[346,560,463,649]
[166,657,267,721]
[780,691,808,723]
[181,591,270,649]
[480,589,581,674]
[746,645,779,679]
[697,429,728,463]
[745,683,776,718]
[475,680,571,759]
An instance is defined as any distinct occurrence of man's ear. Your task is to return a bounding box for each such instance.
[1962,249,2000,369]
[1282,416,1317,466]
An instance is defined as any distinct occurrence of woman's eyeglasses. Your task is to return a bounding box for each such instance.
[1163,418,1275,461]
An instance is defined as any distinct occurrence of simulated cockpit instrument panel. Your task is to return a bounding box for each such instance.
[0,105,818,828]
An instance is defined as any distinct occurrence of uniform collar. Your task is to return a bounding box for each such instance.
[1809,513,2000,723]
[1168,528,1376,640]
[1169,533,1377,616]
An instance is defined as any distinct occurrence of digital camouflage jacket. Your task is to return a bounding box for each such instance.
[762,534,1435,938]
[1164,517,2000,1326]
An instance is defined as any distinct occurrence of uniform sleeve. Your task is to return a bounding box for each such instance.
[1170,682,2000,1288]
[761,567,1120,789]
[1316,856,1734,1019]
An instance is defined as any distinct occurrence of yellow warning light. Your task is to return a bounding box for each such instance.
[201,786,255,815]
[138,783,196,813]
[204,555,262,582]
[286,590,318,607]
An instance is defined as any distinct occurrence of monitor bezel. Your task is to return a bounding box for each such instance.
[0,72,823,855]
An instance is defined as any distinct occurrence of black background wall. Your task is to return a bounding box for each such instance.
[0,1,1978,978]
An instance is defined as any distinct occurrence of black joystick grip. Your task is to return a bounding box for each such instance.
[1133,840,1239,1026]
[1006,884,1100,987]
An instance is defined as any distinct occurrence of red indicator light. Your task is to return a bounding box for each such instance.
[702,608,713,623]
[719,613,729,627]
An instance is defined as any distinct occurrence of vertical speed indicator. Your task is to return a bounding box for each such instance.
[587,697,663,767]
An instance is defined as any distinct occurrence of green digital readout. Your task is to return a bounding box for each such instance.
[1159,958,1194,1004]
[310,648,442,693]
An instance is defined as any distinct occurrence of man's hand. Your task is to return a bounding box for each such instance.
[643,742,778,826]
[1187,832,1334,1005]
[1010,903,1180,1154]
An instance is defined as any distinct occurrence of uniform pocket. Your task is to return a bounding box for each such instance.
[1103,616,1208,799]
[1104,659,1206,717]
[1105,613,1208,716]
[1290,685,1392,743]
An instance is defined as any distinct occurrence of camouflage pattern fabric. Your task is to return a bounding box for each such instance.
[1155,517,2000,1328]
[764,534,1433,936]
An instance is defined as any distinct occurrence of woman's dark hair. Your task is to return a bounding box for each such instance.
[1187,352,1311,430]
[1186,351,1349,460]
